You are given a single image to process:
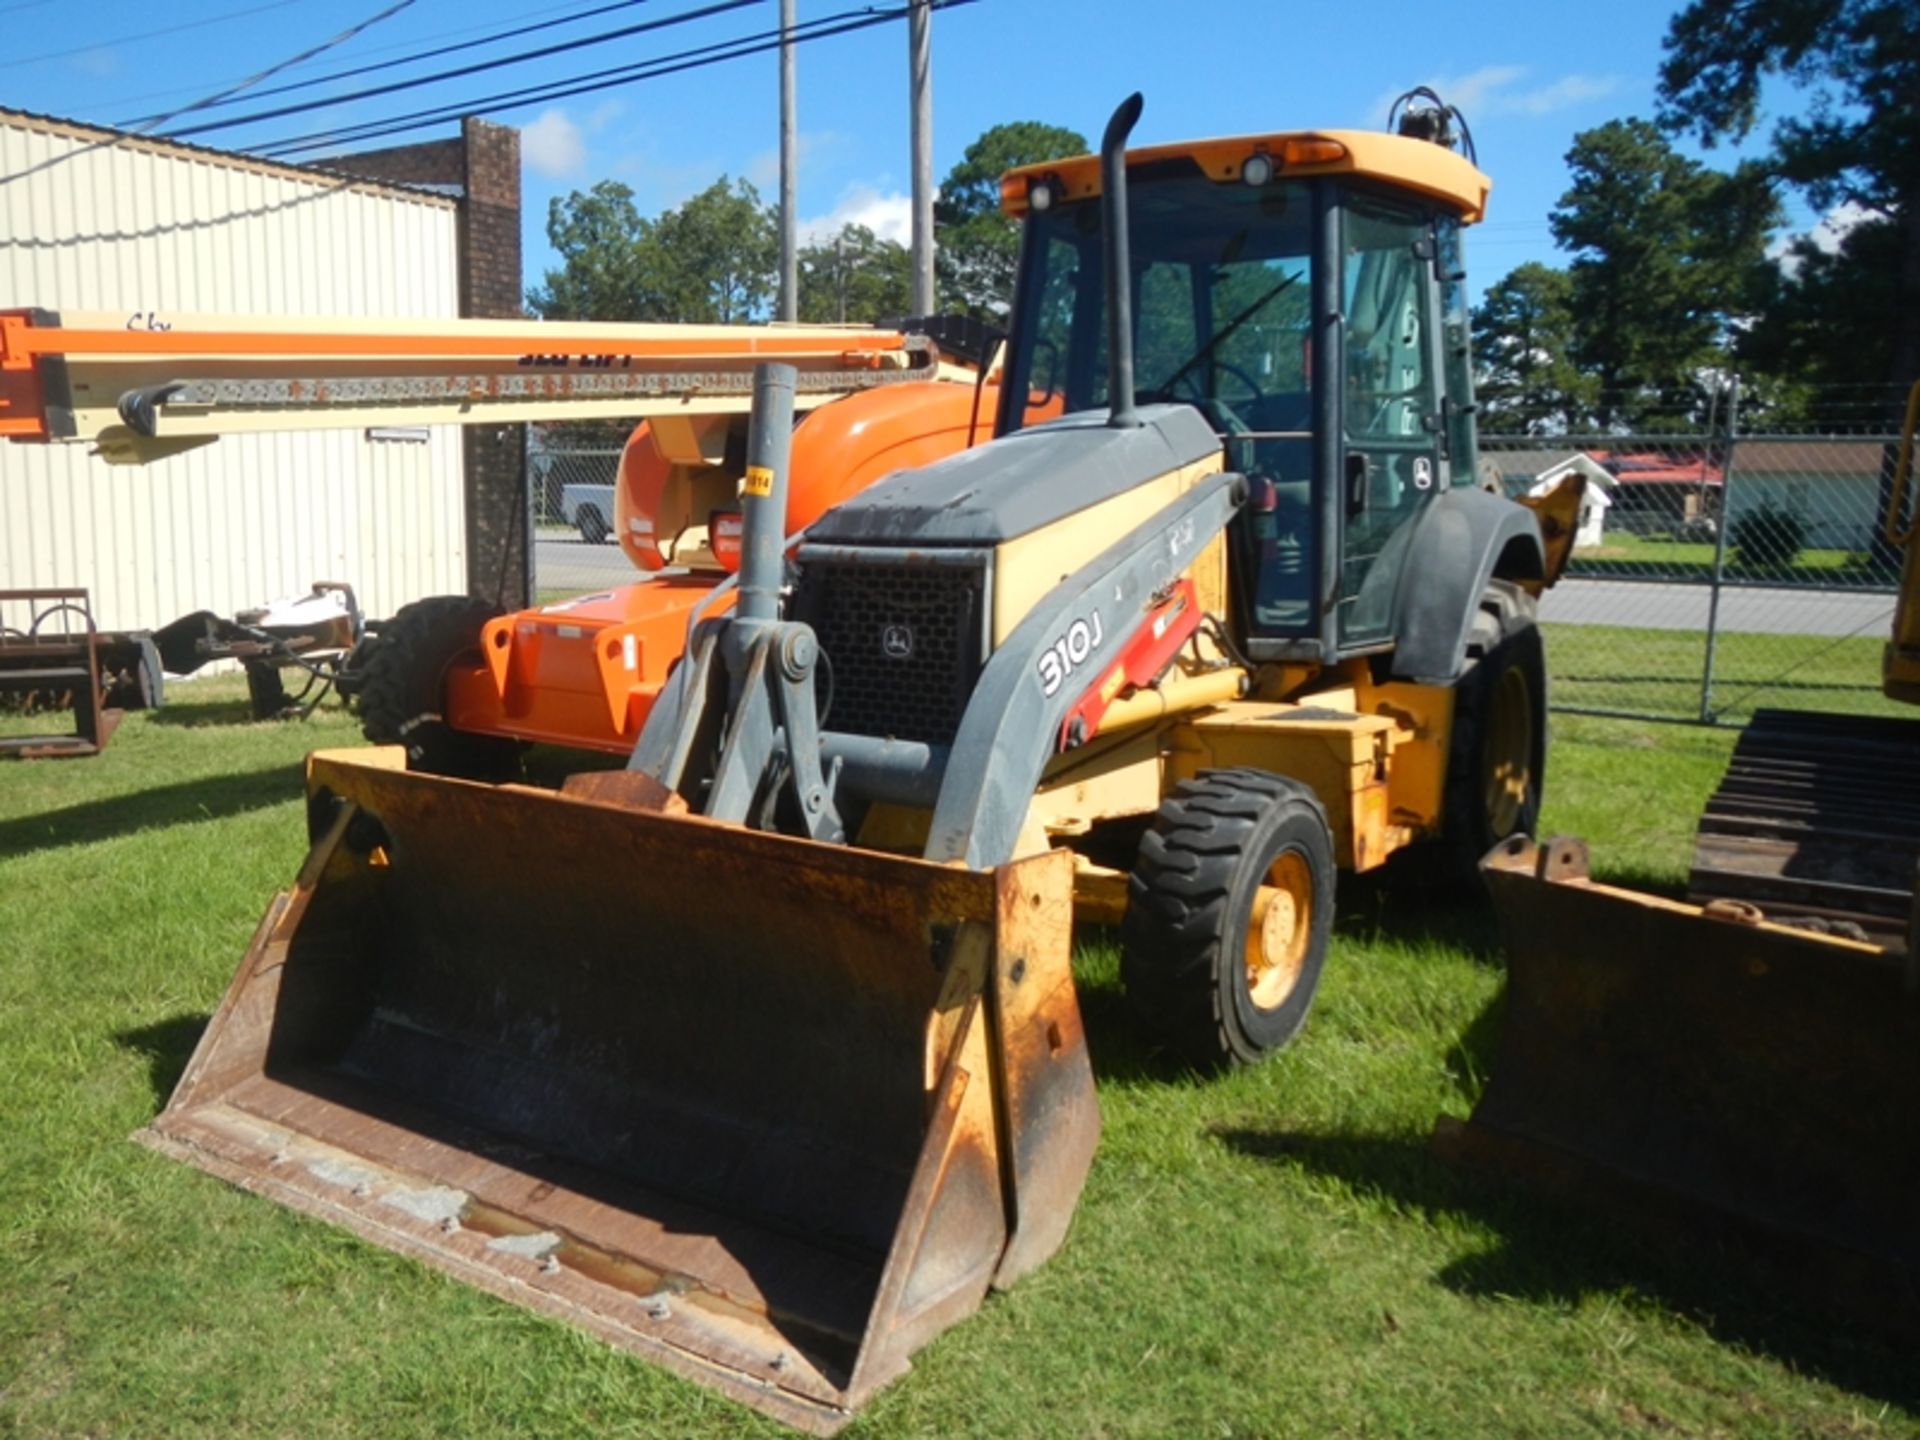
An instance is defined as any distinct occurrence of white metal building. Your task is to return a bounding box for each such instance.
[0,109,467,634]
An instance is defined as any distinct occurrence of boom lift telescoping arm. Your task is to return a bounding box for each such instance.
[0,308,945,462]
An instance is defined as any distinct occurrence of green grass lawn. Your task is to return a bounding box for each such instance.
[1545,621,1907,724]
[1569,531,1893,589]
[1,682,1914,1438]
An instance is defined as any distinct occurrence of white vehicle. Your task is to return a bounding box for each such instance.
[560,482,615,544]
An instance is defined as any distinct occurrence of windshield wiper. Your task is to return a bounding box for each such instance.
[1151,270,1300,401]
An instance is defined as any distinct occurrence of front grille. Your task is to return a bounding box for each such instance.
[795,555,987,745]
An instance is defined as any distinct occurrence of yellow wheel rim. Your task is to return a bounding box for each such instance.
[1483,666,1533,838]
[1244,850,1312,1011]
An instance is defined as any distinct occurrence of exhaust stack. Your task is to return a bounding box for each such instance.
[1100,93,1144,430]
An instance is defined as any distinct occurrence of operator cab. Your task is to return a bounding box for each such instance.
[996,133,1485,664]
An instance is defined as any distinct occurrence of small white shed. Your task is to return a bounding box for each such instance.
[1485,449,1616,549]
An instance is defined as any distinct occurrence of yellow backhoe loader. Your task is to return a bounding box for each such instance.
[1439,379,1920,1335]
[133,93,1580,1430]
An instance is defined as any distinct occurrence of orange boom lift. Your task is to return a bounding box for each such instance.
[0,305,1014,768]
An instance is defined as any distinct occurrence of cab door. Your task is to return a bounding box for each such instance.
[1336,195,1446,649]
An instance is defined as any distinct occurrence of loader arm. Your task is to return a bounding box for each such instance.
[1513,471,1586,589]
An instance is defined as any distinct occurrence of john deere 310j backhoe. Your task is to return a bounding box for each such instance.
[33,94,1583,1430]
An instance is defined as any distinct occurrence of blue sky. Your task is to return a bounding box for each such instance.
[1,0,1825,305]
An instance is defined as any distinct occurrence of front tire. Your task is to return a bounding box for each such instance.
[1122,768,1336,1071]
[357,596,522,780]
[576,506,609,545]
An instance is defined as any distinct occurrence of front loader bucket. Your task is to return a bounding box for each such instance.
[141,751,1098,1433]
[1436,836,1920,1334]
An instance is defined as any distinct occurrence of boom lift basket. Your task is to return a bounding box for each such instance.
[141,751,1098,1433]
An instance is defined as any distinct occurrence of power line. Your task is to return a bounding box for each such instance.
[0,0,418,189]
[105,0,609,115]
[131,0,661,120]
[260,0,976,159]
[0,0,303,72]
[166,0,765,140]
[257,6,866,157]
[263,5,904,158]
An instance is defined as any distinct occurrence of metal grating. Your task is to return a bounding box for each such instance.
[798,556,986,745]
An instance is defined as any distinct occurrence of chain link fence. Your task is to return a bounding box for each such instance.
[1482,428,1906,724]
[529,446,634,601]
[528,431,1906,728]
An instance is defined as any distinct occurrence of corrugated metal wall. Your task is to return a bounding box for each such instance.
[0,113,466,633]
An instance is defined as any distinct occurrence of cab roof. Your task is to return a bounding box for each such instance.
[999,129,1490,224]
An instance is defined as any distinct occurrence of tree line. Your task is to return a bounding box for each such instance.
[528,120,1086,328]
[530,0,1915,437]
[1476,0,1914,434]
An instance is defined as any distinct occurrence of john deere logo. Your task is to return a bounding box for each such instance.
[881,624,914,660]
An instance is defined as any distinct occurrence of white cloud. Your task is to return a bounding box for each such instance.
[746,132,840,192]
[522,109,586,180]
[799,182,914,246]
[1503,73,1621,116]
[1770,200,1879,273]
[71,47,120,78]
[1807,200,1873,254]
[1373,67,1620,125]
[746,148,781,190]
[1422,65,1526,117]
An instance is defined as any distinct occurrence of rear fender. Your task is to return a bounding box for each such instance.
[1387,487,1544,685]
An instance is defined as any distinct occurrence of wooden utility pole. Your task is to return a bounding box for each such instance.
[907,0,933,314]
[777,0,798,322]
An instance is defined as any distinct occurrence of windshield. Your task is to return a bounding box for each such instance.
[1002,173,1314,431]
[1002,172,1318,635]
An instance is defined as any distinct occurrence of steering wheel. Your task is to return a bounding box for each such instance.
[1144,364,1266,474]
[1203,360,1269,408]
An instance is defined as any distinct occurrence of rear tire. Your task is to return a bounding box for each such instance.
[1122,768,1336,1071]
[357,596,522,780]
[576,506,609,545]
[1435,580,1546,882]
